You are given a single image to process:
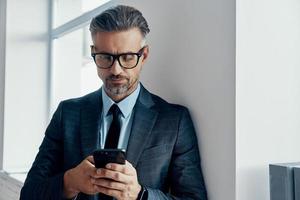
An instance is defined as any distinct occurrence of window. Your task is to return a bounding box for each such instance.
[1,0,114,186]
[53,0,111,28]
[51,25,101,113]
[50,0,114,114]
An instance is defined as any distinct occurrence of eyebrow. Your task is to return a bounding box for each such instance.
[102,51,137,55]
[91,45,142,54]
[94,50,139,55]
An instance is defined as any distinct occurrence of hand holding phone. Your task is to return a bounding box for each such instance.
[93,149,126,168]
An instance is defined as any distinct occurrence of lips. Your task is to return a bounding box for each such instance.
[111,78,124,81]
[108,78,127,85]
[108,76,127,83]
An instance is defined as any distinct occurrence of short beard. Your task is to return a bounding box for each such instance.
[105,75,130,96]
[106,83,129,96]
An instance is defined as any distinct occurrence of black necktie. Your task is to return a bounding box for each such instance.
[105,104,121,149]
[99,104,121,200]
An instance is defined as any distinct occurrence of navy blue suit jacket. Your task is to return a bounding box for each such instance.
[20,84,207,200]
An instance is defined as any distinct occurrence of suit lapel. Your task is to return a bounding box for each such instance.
[80,89,103,158]
[79,85,158,165]
[126,85,158,167]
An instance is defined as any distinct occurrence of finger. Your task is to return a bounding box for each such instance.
[86,155,95,164]
[106,161,134,175]
[91,178,126,191]
[94,185,124,199]
[83,157,97,177]
[125,160,133,167]
[94,168,131,183]
[125,160,135,173]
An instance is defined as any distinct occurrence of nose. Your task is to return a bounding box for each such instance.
[110,59,123,75]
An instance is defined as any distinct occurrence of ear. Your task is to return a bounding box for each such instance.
[141,45,149,64]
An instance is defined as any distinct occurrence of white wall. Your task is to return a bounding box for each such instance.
[3,0,49,171]
[236,0,300,199]
[115,0,236,199]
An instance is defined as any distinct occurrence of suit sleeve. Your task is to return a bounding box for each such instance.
[146,108,208,200]
[20,102,65,200]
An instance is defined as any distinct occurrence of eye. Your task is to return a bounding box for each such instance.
[120,54,135,62]
[97,54,112,62]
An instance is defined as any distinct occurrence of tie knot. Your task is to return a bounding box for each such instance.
[109,104,120,118]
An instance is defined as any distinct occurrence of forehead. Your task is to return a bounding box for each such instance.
[91,28,144,53]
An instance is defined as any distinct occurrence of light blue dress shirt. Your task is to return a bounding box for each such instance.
[100,83,141,150]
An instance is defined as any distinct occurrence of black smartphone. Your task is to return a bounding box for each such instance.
[93,149,126,168]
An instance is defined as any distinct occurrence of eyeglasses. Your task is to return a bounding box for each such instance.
[91,47,145,69]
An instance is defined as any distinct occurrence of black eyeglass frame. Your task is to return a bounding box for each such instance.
[91,46,146,69]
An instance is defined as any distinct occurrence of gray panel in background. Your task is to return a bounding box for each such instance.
[269,162,300,200]
[294,167,300,200]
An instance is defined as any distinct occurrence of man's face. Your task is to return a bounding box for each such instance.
[91,28,149,102]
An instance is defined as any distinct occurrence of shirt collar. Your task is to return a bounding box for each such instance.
[102,83,141,118]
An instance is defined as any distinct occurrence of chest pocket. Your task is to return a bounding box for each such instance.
[139,144,172,161]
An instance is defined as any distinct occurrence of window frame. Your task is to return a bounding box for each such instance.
[48,0,114,118]
[0,0,7,171]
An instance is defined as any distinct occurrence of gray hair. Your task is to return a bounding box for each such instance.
[89,5,150,38]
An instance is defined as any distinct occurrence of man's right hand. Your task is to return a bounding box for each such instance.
[63,156,98,198]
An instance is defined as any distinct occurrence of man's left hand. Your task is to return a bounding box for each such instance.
[92,160,141,200]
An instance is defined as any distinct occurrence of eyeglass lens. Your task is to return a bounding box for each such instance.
[94,54,139,69]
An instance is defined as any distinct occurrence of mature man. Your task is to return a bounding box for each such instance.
[20,5,207,200]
